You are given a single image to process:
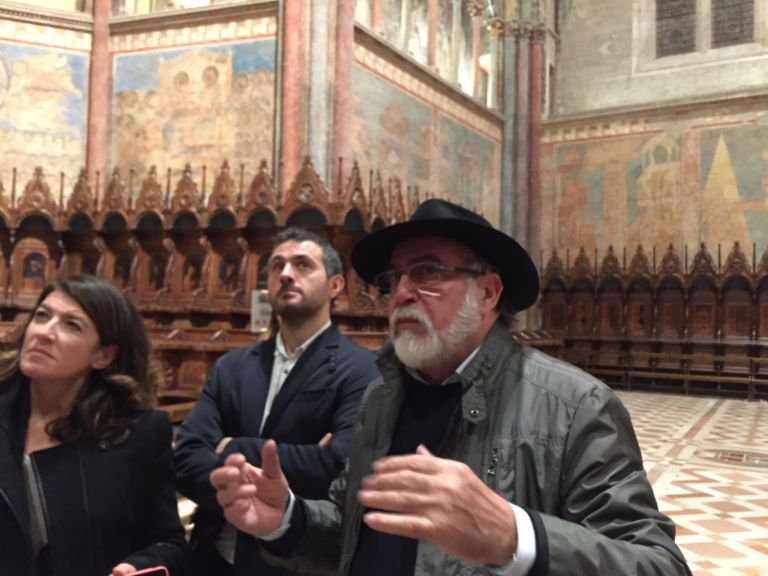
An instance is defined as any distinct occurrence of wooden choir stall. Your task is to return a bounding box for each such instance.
[0,159,561,421]
[540,242,768,400]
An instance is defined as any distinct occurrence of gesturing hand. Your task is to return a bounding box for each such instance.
[356,445,518,567]
[210,439,289,536]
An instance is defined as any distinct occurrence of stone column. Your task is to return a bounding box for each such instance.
[499,24,518,238]
[486,19,504,109]
[513,29,530,251]
[528,27,545,269]
[428,0,438,68]
[308,0,331,185]
[371,0,382,29]
[470,7,482,97]
[86,0,110,197]
[331,0,355,198]
[449,0,462,83]
[279,0,305,193]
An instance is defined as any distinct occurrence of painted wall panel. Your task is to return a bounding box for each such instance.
[0,41,87,189]
[351,60,501,224]
[542,108,768,264]
[112,38,276,181]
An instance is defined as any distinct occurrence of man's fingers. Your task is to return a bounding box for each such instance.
[362,511,431,540]
[260,439,284,480]
[371,452,441,474]
[357,487,431,512]
[216,480,258,507]
[318,432,333,447]
[210,463,241,490]
[360,469,433,493]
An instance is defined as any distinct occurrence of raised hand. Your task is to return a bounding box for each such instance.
[109,563,136,576]
[356,445,519,567]
[210,439,290,536]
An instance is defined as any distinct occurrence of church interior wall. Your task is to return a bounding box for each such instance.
[110,8,278,192]
[0,16,91,194]
[351,30,502,225]
[541,97,768,267]
[556,0,768,117]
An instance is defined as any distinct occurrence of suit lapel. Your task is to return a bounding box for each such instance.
[261,326,339,436]
[239,339,275,436]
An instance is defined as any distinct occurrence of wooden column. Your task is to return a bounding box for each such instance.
[279,0,305,193]
[86,0,110,196]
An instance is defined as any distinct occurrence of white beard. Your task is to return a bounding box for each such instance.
[390,279,481,370]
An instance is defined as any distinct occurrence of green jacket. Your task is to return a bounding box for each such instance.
[266,322,691,575]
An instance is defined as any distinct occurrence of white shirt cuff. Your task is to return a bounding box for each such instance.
[258,489,296,541]
[489,503,537,576]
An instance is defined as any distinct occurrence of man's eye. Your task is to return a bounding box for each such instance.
[32,310,49,321]
[417,264,440,276]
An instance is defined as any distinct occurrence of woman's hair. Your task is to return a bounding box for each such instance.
[1,274,161,442]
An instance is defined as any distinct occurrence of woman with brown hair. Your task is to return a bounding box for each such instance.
[0,275,187,575]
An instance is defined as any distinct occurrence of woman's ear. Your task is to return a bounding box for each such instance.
[91,345,117,371]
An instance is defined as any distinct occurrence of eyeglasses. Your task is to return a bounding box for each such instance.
[373,262,486,294]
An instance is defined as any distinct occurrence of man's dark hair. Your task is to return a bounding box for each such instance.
[275,227,344,278]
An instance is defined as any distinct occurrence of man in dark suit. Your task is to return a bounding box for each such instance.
[174,227,379,576]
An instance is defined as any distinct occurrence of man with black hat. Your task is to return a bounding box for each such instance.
[210,199,691,576]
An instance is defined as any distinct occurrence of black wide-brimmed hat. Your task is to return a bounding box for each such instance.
[351,199,539,312]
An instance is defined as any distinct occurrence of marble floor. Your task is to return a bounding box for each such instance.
[616,391,768,576]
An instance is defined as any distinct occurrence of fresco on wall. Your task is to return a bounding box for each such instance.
[698,124,768,249]
[351,65,432,205]
[541,112,768,264]
[112,38,275,181]
[0,42,87,191]
[351,63,501,224]
[438,115,500,223]
[542,133,688,258]
[380,0,403,47]
[406,0,429,64]
[435,0,453,77]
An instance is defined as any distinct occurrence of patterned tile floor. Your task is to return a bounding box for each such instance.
[616,391,768,576]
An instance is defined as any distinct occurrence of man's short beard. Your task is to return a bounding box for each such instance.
[389,279,481,371]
